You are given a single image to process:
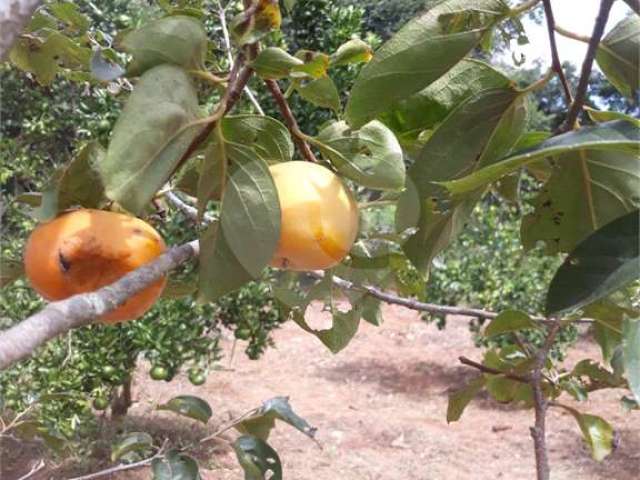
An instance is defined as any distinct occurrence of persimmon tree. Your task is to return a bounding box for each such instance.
[1,0,639,479]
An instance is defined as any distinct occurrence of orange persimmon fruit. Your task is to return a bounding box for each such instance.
[24,209,167,323]
[268,161,359,271]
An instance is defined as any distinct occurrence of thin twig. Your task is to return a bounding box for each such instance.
[553,25,590,43]
[16,460,45,480]
[529,320,562,480]
[318,272,580,325]
[68,439,169,480]
[264,79,319,163]
[541,0,573,105]
[217,0,264,115]
[561,0,615,132]
[200,407,260,444]
[510,0,542,16]
[458,356,530,383]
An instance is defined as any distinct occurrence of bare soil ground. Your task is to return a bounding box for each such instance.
[3,303,639,479]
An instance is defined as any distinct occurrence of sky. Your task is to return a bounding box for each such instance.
[503,0,632,68]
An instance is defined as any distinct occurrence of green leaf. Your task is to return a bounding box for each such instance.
[49,1,90,32]
[9,31,90,85]
[111,432,153,462]
[120,16,207,76]
[37,141,106,221]
[446,376,485,423]
[379,59,511,142]
[291,50,330,78]
[1,257,24,287]
[585,301,626,363]
[99,65,203,214]
[397,87,527,271]
[283,0,297,13]
[596,15,639,99]
[295,76,340,112]
[152,450,201,480]
[330,38,373,67]
[484,310,540,337]
[546,211,639,315]
[345,0,509,127]
[231,0,282,46]
[222,115,294,164]
[236,396,317,441]
[559,405,616,462]
[276,276,362,353]
[522,150,639,254]
[623,317,640,403]
[440,120,640,196]
[315,120,405,190]
[251,47,303,79]
[233,435,282,480]
[584,106,640,126]
[198,145,280,301]
[157,395,212,424]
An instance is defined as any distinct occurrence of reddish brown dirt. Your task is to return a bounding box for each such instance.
[3,303,639,479]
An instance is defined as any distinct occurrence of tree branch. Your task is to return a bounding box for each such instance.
[541,0,573,105]
[0,0,42,60]
[216,0,264,115]
[458,356,530,383]
[67,439,169,480]
[264,79,319,163]
[529,320,562,480]
[561,0,615,132]
[0,240,199,370]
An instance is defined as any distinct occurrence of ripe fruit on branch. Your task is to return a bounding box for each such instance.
[24,209,167,323]
[268,161,359,271]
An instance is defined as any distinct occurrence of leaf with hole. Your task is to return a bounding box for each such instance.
[345,0,509,127]
[233,435,282,480]
[315,120,405,190]
[152,450,201,480]
[596,15,639,99]
[9,30,90,85]
[546,211,639,314]
[275,276,362,353]
[119,16,207,75]
[111,432,153,462]
[440,120,640,197]
[236,396,317,441]
[396,87,527,272]
[158,395,212,424]
[99,65,203,214]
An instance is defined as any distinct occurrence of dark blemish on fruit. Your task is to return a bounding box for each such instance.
[59,251,71,272]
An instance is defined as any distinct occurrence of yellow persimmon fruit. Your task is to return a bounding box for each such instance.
[269,161,359,271]
[24,209,167,323]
